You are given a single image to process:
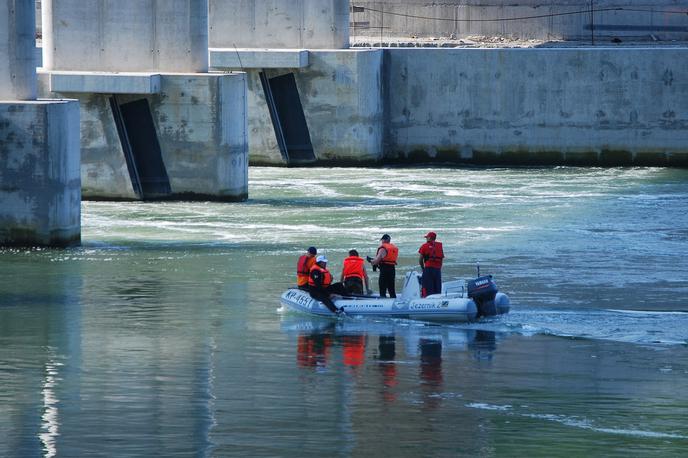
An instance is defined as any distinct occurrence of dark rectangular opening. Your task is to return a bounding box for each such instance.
[110,96,171,199]
[260,71,316,164]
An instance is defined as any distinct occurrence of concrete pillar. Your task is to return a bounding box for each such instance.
[209,0,350,49]
[0,0,36,100]
[1,0,81,247]
[42,0,209,72]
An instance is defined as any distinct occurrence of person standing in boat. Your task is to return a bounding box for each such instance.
[308,255,346,315]
[369,234,399,298]
[418,231,444,297]
[296,246,317,290]
[340,249,372,295]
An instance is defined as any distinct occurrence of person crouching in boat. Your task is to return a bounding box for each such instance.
[309,255,346,315]
[340,249,372,296]
[296,246,317,291]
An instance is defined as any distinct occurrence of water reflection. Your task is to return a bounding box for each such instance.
[283,315,502,408]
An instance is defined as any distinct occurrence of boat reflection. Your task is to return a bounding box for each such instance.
[282,316,503,406]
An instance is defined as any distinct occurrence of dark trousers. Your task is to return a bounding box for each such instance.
[309,282,346,313]
[378,264,396,298]
[343,277,363,295]
[421,267,442,297]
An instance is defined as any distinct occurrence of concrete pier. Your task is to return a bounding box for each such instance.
[0,0,36,100]
[40,0,248,201]
[1,0,80,247]
[210,0,385,164]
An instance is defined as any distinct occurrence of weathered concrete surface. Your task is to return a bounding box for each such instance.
[209,0,350,49]
[39,73,248,200]
[385,47,688,166]
[352,1,688,42]
[222,50,383,165]
[42,0,209,72]
[0,100,81,246]
[0,0,36,100]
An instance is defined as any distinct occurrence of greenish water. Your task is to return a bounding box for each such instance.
[1,167,687,456]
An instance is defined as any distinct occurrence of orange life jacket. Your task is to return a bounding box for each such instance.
[308,264,332,288]
[377,242,399,265]
[421,241,444,269]
[342,256,365,280]
[297,254,315,286]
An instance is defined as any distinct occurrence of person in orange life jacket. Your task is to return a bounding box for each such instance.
[419,231,444,297]
[369,234,399,298]
[296,246,317,290]
[308,255,346,314]
[339,249,372,295]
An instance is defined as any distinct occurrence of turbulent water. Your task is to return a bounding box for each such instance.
[1,166,687,456]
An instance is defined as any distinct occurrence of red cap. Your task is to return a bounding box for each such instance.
[424,231,437,240]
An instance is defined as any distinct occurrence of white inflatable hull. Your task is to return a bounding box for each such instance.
[280,288,510,322]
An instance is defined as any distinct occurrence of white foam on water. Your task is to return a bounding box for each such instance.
[466,402,512,411]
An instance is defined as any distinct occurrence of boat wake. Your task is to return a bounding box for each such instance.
[466,403,688,439]
[460,307,688,346]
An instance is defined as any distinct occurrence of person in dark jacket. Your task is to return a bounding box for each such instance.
[368,234,399,298]
[308,255,346,315]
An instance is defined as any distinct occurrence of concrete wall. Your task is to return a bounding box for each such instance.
[40,73,249,201]
[0,0,36,100]
[352,1,688,41]
[385,47,688,166]
[0,100,81,246]
[42,0,209,72]
[209,0,350,49]
[234,50,383,165]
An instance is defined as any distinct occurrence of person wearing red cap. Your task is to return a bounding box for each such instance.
[418,232,444,297]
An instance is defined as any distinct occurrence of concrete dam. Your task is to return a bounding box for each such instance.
[2,0,688,246]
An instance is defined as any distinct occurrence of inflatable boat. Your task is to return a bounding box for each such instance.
[280,271,510,322]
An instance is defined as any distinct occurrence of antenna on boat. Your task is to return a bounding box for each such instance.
[476,261,480,277]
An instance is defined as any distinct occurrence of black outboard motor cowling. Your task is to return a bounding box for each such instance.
[467,275,499,317]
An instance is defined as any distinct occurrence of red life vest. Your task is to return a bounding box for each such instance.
[297,254,315,286]
[378,242,399,265]
[342,256,365,280]
[308,264,332,288]
[420,241,444,268]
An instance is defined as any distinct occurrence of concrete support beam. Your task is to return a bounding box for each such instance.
[209,0,350,49]
[41,71,162,94]
[0,100,81,247]
[42,0,209,73]
[0,0,37,100]
[209,49,309,69]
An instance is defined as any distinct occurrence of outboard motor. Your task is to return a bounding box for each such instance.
[467,275,499,318]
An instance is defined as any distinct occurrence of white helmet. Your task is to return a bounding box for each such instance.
[316,255,328,263]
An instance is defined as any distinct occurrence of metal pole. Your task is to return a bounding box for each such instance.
[380,5,384,47]
[590,0,595,45]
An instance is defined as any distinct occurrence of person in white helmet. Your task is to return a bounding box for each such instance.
[308,255,346,315]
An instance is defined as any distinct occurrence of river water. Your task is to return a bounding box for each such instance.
[1,166,687,456]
